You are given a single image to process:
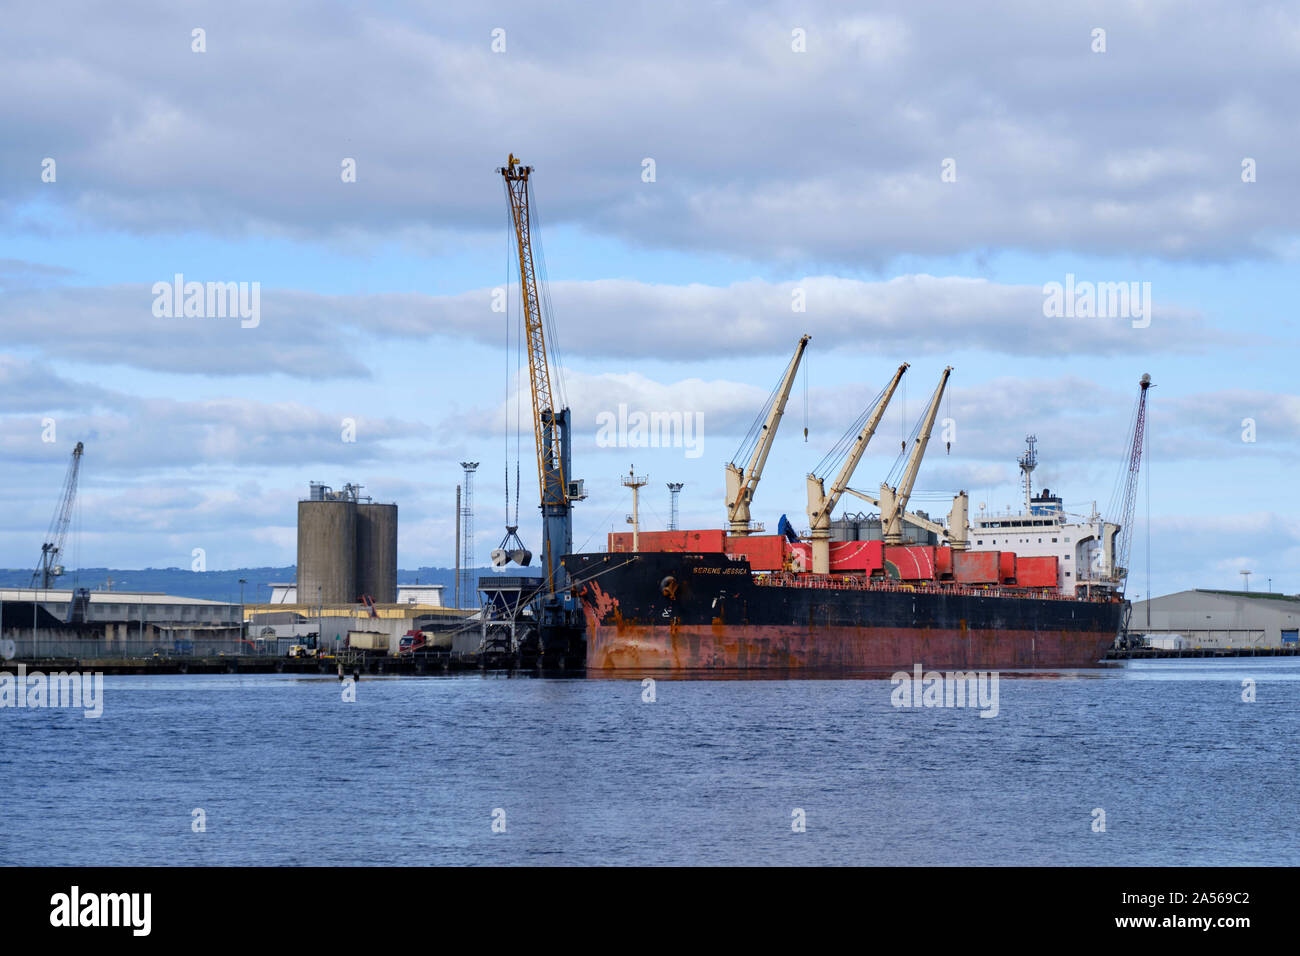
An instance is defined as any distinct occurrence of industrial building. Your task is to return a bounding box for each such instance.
[297,482,398,604]
[1130,590,1300,649]
[0,588,243,657]
[266,582,444,607]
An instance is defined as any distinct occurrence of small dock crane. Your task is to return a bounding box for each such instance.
[32,441,84,589]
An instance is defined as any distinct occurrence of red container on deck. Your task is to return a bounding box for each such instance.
[724,535,790,571]
[884,544,936,580]
[607,529,726,553]
[999,551,1017,584]
[1016,555,1059,588]
[954,549,1000,584]
[831,540,883,572]
[935,546,954,578]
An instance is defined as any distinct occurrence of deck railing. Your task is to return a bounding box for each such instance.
[752,572,1117,603]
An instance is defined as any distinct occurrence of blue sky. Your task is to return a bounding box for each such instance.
[2,1,1298,598]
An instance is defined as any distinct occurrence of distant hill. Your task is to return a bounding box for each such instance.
[0,566,538,603]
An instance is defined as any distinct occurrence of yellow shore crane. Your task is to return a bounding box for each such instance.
[725,334,811,535]
[499,154,585,657]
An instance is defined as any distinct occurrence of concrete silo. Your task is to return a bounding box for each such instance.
[355,502,398,604]
[297,486,358,605]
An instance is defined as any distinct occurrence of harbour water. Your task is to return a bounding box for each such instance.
[3,659,1296,866]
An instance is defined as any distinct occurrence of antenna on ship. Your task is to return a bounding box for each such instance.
[1017,435,1038,512]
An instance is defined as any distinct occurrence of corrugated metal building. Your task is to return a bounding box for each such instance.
[1129,590,1300,649]
[0,588,242,656]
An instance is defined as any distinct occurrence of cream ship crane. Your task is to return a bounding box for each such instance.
[804,363,909,575]
[724,334,810,536]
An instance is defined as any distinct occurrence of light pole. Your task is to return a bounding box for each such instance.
[238,578,247,652]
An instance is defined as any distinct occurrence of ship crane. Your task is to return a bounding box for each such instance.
[1110,373,1153,592]
[32,441,84,588]
[805,363,909,575]
[879,367,953,546]
[499,154,585,658]
[725,334,810,536]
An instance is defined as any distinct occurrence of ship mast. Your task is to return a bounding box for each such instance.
[1017,435,1038,512]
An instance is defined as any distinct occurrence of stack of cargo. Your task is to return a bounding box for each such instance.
[605,529,1061,594]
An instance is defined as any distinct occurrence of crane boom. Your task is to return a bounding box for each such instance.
[501,155,563,514]
[32,441,84,588]
[805,363,908,574]
[1113,373,1152,591]
[725,334,810,535]
[880,366,952,545]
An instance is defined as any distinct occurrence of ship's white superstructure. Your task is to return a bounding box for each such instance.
[967,436,1120,597]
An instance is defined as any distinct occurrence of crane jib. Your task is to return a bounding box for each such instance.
[501,159,566,510]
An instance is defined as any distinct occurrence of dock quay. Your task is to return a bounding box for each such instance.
[0,651,533,676]
[1104,645,1300,660]
[5,644,1299,675]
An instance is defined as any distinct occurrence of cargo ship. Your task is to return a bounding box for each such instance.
[564,433,1131,672]
[567,542,1124,673]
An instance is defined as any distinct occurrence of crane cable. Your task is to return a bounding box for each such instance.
[502,182,526,532]
[811,378,891,480]
[802,350,809,442]
[503,187,512,529]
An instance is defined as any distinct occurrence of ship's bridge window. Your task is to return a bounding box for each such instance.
[1052,538,1057,543]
